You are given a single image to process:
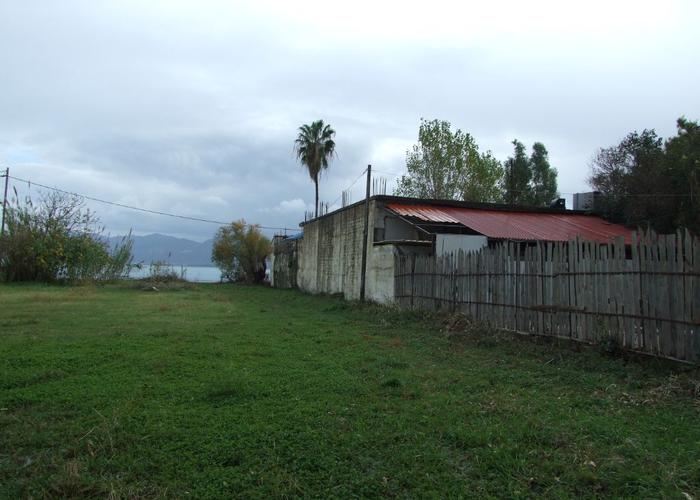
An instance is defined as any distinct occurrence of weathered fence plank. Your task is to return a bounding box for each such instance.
[394,231,700,364]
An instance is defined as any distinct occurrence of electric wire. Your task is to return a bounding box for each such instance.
[328,167,368,209]
[6,174,299,232]
[2,169,693,235]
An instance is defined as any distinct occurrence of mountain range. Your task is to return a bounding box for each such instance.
[108,234,214,266]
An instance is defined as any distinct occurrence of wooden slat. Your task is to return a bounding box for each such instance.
[393,230,699,363]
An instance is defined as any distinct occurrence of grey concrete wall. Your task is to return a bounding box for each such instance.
[365,244,395,303]
[296,200,396,303]
[297,202,367,299]
[271,236,299,288]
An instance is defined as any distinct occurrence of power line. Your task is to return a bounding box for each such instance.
[7,174,299,232]
[372,169,402,178]
[324,166,694,214]
[328,167,368,209]
[372,172,693,198]
[369,170,693,197]
[590,192,693,198]
[6,171,692,233]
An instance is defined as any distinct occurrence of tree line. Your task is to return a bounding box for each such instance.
[392,117,699,234]
[0,189,273,285]
[395,119,560,207]
[589,117,699,234]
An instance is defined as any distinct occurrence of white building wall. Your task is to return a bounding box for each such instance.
[435,234,488,256]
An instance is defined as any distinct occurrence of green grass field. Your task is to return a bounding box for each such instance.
[1,283,699,498]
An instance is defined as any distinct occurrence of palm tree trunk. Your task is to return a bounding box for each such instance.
[314,177,319,218]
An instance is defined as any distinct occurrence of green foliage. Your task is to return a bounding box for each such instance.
[462,149,504,203]
[666,118,700,232]
[502,139,532,204]
[395,120,557,205]
[396,119,504,202]
[294,120,336,218]
[665,118,700,233]
[529,142,559,206]
[212,219,271,283]
[589,117,699,233]
[146,260,187,283]
[1,284,699,497]
[0,191,132,283]
[502,140,559,206]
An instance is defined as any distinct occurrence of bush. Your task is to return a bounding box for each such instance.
[0,191,133,283]
[212,219,270,283]
[146,261,187,283]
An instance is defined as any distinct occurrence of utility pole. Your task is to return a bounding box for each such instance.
[359,164,371,302]
[1,168,8,236]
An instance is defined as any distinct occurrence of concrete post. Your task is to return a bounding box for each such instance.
[359,165,371,301]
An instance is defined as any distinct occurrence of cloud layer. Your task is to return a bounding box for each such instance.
[1,0,699,240]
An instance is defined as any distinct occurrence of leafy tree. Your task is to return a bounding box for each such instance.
[396,119,503,202]
[212,219,271,283]
[461,149,504,203]
[502,140,532,205]
[590,119,700,233]
[502,140,559,206]
[589,129,673,231]
[294,120,336,218]
[664,117,700,233]
[529,142,558,206]
[0,191,132,282]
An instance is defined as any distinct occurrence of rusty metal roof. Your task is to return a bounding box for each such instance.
[387,203,634,244]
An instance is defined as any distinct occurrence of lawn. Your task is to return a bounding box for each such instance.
[1,283,699,498]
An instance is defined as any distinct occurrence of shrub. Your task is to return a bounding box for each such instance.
[146,261,187,283]
[212,219,270,283]
[0,191,132,283]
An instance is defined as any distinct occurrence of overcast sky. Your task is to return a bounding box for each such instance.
[1,0,699,241]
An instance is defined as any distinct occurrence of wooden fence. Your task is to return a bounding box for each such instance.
[394,231,700,364]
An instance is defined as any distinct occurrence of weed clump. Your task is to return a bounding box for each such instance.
[598,334,623,358]
[133,261,194,290]
[440,312,501,345]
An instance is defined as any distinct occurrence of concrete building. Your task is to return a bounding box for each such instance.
[270,232,301,289]
[272,195,633,304]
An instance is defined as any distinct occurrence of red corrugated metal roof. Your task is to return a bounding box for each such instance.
[387,203,634,244]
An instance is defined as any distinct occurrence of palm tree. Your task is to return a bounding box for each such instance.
[294,120,336,218]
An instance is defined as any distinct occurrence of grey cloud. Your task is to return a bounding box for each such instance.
[1,1,699,241]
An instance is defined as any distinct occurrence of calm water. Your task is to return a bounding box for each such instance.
[128,265,222,283]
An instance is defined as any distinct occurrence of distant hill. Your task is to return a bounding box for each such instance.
[108,234,214,266]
